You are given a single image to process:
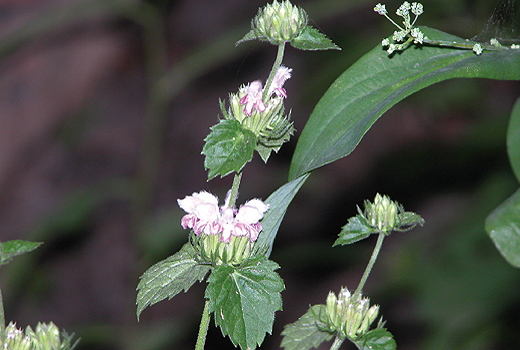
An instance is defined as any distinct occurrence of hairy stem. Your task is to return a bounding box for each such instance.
[195,299,211,350]
[228,171,243,208]
[354,232,385,298]
[263,42,286,101]
[329,336,344,350]
[0,287,4,338]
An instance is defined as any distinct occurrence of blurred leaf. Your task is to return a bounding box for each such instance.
[136,243,210,319]
[254,174,310,258]
[289,26,520,180]
[290,26,341,51]
[355,328,396,350]
[206,257,284,350]
[485,188,520,267]
[203,120,257,180]
[281,304,333,350]
[0,240,42,266]
[507,97,520,182]
[334,215,373,246]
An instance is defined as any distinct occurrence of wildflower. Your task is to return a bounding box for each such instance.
[267,65,292,98]
[473,43,483,55]
[240,80,266,116]
[178,191,269,243]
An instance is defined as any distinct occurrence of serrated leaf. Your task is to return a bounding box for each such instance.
[206,257,284,349]
[354,328,396,350]
[333,215,374,246]
[254,173,310,258]
[281,304,333,350]
[289,26,520,180]
[236,30,258,46]
[290,26,340,51]
[397,211,425,231]
[136,242,210,319]
[203,119,257,180]
[507,97,520,182]
[0,240,42,266]
[485,188,520,268]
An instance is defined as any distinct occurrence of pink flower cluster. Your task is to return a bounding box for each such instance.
[239,65,292,116]
[178,191,270,243]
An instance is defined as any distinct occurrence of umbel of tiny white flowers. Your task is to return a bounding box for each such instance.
[374,2,426,54]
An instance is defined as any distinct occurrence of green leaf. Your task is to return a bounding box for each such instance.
[290,26,340,51]
[236,30,258,46]
[203,119,257,180]
[281,304,334,350]
[507,97,520,183]
[254,174,310,258]
[136,243,210,319]
[485,188,520,268]
[355,328,396,350]
[333,215,374,246]
[289,27,520,180]
[206,257,284,350]
[0,240,42,266]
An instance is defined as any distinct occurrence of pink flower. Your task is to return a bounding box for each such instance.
[267,66,292,98]
[239,66,292,116]
[177,191,269,242]
[240,80,266,116]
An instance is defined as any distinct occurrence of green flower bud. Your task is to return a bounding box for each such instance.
[366,193,399,234]
[321,288,380,340]
[252,0,308,44]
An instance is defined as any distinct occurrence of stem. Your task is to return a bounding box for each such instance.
[0,286,4,338]
[195,299,211,350]
[354,232,385,298]
[228,171,243,208]
[329,336,344,350]
[423,38,509,51]
[262,42,286,101]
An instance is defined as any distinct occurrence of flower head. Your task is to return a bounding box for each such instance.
[239,80,266,116]
[267,65,292,98]
[178,191,269,243]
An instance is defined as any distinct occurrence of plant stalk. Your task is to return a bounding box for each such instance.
[354,232,385,298]
[195,299,211,350]
[262,42,286,101]
[329,336,344,350]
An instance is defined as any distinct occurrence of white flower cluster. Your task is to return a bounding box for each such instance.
[178,191,269,243]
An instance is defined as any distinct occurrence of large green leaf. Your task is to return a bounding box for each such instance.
[289,27,520,180]
[485,188,520,268]
[136,243,211,319]
[206,257,284,350]
[281,304,333,350]
[507,98,520,182]
[355,328,396,350]
[254,173,310,258]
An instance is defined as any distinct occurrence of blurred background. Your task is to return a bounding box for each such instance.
[0,0,519,349]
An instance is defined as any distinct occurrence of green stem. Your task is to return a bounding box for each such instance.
[262,42,286,101]
[195,299,211,350]
[228,171,243,208]
[0,286,4,338]
[423,38,509,51]
[329,336,344,350]
[354,232,385,298]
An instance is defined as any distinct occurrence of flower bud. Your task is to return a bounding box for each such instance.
[252,0,308,44]
[366,193,399,234]
[321,288,380,340]
[194,232,254,266]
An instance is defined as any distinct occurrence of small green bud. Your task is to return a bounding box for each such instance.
[194,232,254,266]
[321,288,380,341]
[252,0,308,44]
[366,193,399,234]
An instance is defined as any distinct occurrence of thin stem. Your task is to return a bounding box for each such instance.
[354,232,386,298]
[0,286,4,338]
[262,42,286,101]
[423,38,509,51]
[329,336,344,350]
[195,299,211,350]
[228,171,243,208]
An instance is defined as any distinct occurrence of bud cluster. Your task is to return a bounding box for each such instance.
[320,287,379,340]
[0,322,76,350]
[365,193,399,234]
[250,0,308,44]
